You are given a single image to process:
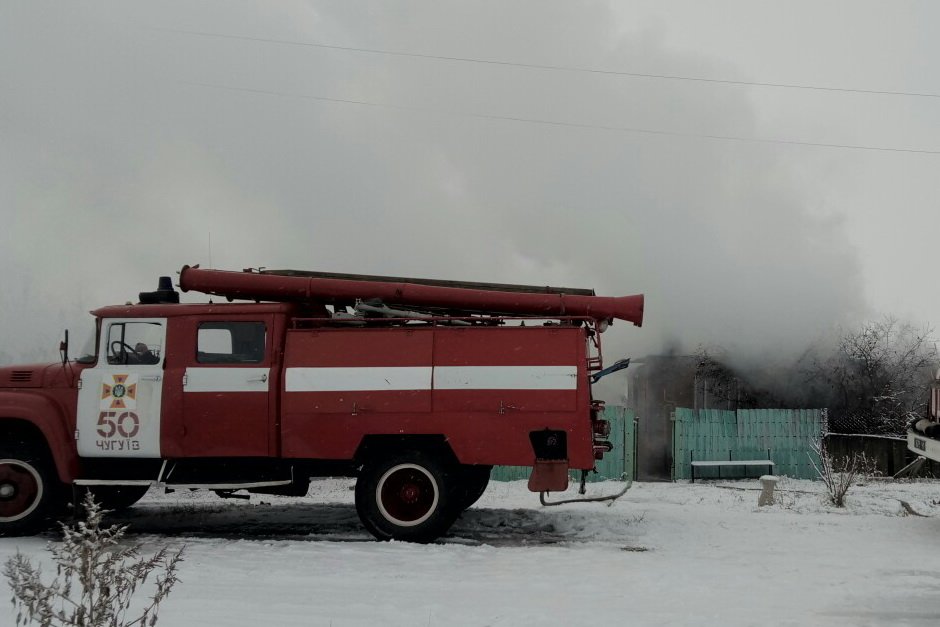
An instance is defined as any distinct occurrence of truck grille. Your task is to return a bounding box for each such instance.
[10,371,32,384]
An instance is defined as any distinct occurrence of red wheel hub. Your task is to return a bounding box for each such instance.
[0,462,41,521]
[377,464,439,525]
[400,484,420,504]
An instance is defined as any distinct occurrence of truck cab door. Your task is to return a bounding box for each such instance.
[76,318,167,458]
[178,316,273,457]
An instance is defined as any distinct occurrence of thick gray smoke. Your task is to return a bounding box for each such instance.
[0,2,865,380]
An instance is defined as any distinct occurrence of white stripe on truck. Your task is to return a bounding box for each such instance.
[284,365,577,392]
[184,367,270,392]
[286,367,433,392]
[433,365,577,390]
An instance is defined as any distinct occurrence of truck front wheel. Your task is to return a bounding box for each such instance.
[0,443,57,536]
[355,450,458,543]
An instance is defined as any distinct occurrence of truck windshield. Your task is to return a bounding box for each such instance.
[75,322,98,364]
[106,321,163,365]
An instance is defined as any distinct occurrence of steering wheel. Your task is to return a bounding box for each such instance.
[110,340,138,361]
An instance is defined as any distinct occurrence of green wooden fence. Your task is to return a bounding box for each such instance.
[491,406,636,482]
[673,408,824,480]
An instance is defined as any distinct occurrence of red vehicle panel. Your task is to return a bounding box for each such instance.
[280,325,590,466]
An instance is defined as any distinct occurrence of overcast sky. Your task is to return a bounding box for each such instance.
[2,0,938,372]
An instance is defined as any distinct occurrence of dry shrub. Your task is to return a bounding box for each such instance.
[809,440,873,507]
[4,492,184,627]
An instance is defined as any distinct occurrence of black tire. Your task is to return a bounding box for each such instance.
[355,450,458,543]
[80,485,150,512]
[455,465,492,511]
[0,440,58,536]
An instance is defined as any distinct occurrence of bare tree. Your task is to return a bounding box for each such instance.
[4,492,184,627]
[807,317,937,435]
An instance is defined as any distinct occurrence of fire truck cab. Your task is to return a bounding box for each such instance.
[0,267,643,542]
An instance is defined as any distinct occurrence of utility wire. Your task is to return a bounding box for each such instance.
[161,27,940,100]
[181,80,940,155]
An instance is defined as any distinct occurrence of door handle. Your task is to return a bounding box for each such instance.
[248,373,268,383]
[141,375,162,382]
[498,400,518,415]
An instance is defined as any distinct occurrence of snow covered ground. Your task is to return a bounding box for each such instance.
[1,477,938,626]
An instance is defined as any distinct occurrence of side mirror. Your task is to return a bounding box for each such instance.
[59,329,69,364]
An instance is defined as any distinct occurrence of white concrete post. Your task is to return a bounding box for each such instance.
[758,475,779,507]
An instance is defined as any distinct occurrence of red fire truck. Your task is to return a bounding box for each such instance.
[0,266,643,542]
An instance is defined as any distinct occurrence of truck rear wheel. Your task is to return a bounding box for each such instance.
[0,443,57,536]
[355,450,458,543]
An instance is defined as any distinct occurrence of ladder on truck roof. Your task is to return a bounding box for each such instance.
[260,269,597,297]
[179,265,645,327]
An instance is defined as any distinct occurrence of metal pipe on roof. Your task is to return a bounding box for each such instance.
[179,266,644,326]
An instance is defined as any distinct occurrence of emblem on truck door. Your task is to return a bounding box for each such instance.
[101,374,137,410]
[97,374,142,445]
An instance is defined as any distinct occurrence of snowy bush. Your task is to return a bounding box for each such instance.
[809,440,873,507]
[4,492,184,627]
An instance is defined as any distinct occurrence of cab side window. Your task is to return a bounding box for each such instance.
[106,322,164,365]
[197,322,266,364]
